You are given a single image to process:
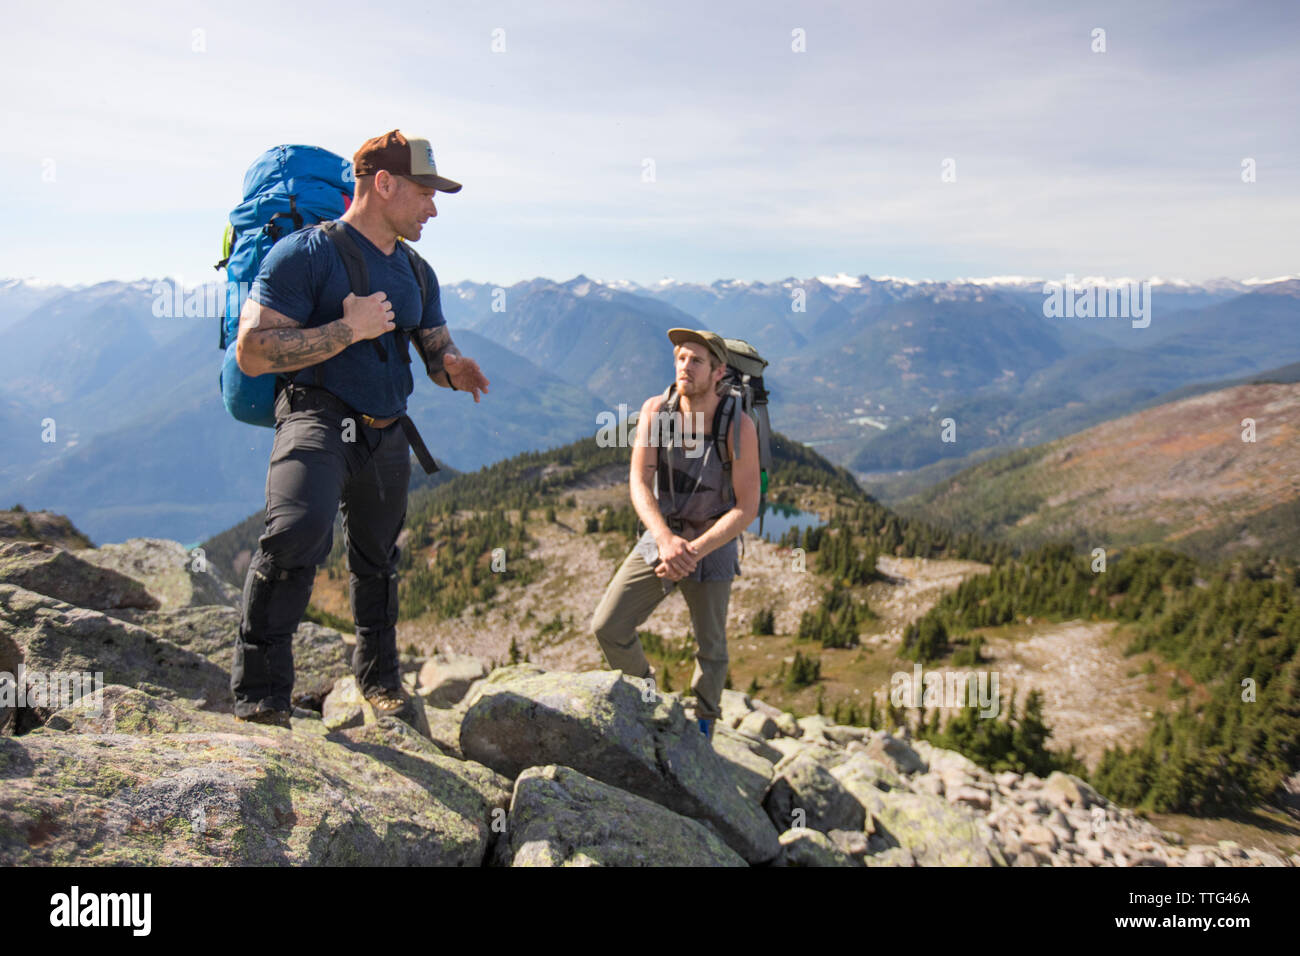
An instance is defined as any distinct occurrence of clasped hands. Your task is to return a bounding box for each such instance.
[654,532,699,582]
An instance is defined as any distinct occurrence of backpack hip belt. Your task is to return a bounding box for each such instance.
[283,383,440,475]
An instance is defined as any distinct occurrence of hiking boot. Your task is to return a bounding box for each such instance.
[236,708,293,730]
[365,686,415,725]
[698,717,715,742]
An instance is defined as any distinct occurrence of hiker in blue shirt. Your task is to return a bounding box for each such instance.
[230,129,488,728]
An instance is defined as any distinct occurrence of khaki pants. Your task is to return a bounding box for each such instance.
[590,547,732,720]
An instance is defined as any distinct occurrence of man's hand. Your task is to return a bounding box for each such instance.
[342,291,395,341]
[655,533,697,578]
[655,561,687,582]
[444,353,490,402]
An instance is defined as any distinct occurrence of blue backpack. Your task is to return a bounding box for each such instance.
[216,145,355,427]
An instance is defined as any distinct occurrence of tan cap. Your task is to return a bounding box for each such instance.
[353,129,462,193]
[667,328,729,366]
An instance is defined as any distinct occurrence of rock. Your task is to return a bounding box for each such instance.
[795,715,833,741]
[1011,851,1041,867]
[322,677,365,731]
[423,706,466,759]
[863,847,917,867]
[766,737,850,770]
[0,542,158,611]
[719,689,753,728]
[1077,838,1108,863]
[771,712,801,738]
[711,726,778,802]
[333,718,512,817]
[0,584,232,728]
[912,773,946,798]
[737,710,780,739]
[822,723,873,746]
[459,668,780,863]
[749,697,783,720]
[498,765,746,867]
[776,828,858,867]
[1020,823,1059,851]
[104,605,351,710]
[459,662,548,713]
[321,676,432,739]
[0,695,499,865]
[1216,839,1246,858]
[40,685,233,735]
[856,786,1006,866]
[762,752,866,833]
[73,539,240,609]
[827,828,870,860]
[831,752,906,796]
[951,786,992,812]
[1041,771,1102,810]
[864,731,927,775]
[417,653,491,708]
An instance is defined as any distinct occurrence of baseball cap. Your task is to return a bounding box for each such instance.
[353,129,462,193]
[667,328,729,367]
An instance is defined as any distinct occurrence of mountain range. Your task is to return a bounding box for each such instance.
[1,272,1296,546]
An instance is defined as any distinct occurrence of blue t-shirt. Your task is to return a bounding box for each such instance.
[248,221,446,419]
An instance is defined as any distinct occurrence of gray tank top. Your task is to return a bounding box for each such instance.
[645,392,740,581]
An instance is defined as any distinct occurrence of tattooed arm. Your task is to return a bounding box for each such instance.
[416,325,491,401]
[414,325,461,388]
[235,292,393,377]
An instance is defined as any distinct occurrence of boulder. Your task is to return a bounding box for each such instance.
[777,828,859,867]
[827,828,871,860]
[831,752,907,796]
[864,731,927,775]
[0,542,158,611]
[459,668,781,863]
[863,847,917,867]
[73,539,240,609]
[417,653,492,708]
[333,718,512,820]
[423,706,466,759]
[763,752,866,834]
[737,710,780,739]
[855,786,1006,866]
[711,725,778,802]
[103,605,351,711]
[498,765,747,867]
[1041,771,1103,811]
[0,694,499,865]
[0,584,232,728]
[322,676,365,731]
[822,723,873,746]
[772,712,801,738]
[719,689,753,728]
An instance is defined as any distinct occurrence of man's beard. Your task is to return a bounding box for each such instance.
[678,377,716,400]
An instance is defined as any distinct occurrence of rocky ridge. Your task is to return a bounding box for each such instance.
[1,537,1293,867]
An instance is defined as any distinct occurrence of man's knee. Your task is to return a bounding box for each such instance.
[259,512,335,571]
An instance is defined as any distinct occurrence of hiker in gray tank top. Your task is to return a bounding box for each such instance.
[590,328,760,742]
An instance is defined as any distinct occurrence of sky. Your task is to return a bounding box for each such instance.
[2,0,1298,287]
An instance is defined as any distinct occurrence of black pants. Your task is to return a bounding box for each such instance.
[231,384,411,716]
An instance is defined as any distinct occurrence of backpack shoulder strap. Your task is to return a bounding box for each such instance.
[398,242,431,370]
[320,221,387,369]
[715,390,740,469]
[401,241,430,306]
[320,220,369,295]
